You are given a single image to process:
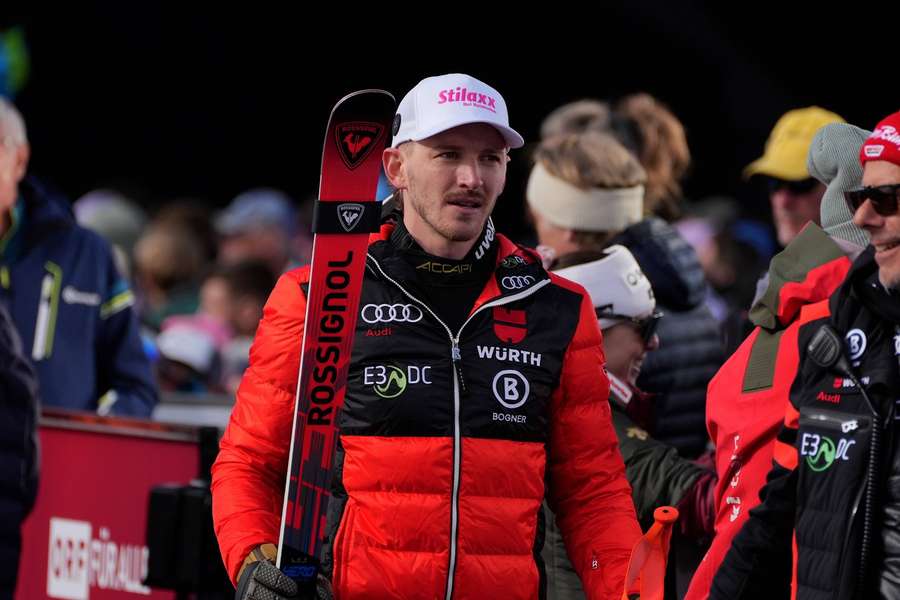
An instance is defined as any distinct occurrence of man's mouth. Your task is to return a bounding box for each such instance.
[874,239,900,253]
[447,197,483,209]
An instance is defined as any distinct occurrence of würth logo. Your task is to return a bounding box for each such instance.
[336,122,384,170]
[437,87,497,113]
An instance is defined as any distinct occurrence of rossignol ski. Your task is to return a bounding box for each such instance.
[276,89,395,596]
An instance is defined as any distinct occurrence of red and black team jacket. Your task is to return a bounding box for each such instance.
[211,223,641,600]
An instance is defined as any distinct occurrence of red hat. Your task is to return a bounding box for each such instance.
[860,111,900,167]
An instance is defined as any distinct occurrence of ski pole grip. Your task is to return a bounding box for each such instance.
[621,506,680,600]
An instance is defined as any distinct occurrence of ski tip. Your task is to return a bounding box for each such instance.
[334,89,395,107]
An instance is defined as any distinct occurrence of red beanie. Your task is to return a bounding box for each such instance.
[860,110,900,167]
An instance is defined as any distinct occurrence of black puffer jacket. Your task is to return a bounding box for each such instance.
[0,303,39,595]
[612,217,724,457]
[712,246,900,600]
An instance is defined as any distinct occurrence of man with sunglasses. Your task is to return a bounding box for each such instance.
[745,107,844,247]
[711,112,900,600]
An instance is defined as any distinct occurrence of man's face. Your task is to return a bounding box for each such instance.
[385,123,507,257]
[602,321,659,386]
[0,136,28,213]
[852,161,900,289]
[768,178,825,246]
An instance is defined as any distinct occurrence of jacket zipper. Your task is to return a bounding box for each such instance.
[367,253,550,600]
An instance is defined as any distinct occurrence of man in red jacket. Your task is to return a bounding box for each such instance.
[211,73,641,600]
[684,122,871,599]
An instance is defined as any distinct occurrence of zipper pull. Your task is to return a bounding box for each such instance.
[451,343,468,394]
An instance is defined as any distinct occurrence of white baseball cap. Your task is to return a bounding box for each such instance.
[554,245,656,330]
[391,73,524,149]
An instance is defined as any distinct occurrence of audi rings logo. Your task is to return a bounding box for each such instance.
[500,275,535,290]
[361,303,424,324]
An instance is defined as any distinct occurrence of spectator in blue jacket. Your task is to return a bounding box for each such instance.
[0,302,38,599]
[0,97,157,416]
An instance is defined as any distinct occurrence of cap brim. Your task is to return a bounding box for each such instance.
[394,118,525,149]
[743,156,809,181]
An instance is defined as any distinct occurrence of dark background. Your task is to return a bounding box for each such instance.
[3,5,895,239]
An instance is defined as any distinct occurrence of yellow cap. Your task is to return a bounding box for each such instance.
[744,107,845,181]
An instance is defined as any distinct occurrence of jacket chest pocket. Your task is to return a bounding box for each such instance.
[798,408,870,476]
[797,408,872,524]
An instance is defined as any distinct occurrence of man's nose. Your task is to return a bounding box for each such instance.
[852,198,884,231]
[457,160,483,189]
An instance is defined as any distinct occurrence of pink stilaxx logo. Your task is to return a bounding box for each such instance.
[437,87,497,113]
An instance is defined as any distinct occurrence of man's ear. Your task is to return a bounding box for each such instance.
[13,143,29,183]
[383,146,408,190]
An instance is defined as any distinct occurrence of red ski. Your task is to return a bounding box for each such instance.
[276,89,395,593]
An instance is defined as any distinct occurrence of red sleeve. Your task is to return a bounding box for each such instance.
[547,286,642,600]
[211,268,308,584]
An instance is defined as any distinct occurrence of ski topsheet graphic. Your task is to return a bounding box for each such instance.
[276,89,395,594]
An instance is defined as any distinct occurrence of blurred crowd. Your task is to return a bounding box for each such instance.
[2,92,823,411]
[1,70,873,598]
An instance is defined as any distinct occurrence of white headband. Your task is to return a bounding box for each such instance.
[526,162,644,231]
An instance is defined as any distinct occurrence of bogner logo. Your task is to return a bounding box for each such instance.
[492,369,530,424]
[846,328,867,361]
[492,369,529,409]
[337,203,364,232]
[335,121,385,170]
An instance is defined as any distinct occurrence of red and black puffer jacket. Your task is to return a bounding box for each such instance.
[212,223,640,600]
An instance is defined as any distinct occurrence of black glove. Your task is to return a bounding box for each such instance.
[234,545,333,600]
[235,559,299,600]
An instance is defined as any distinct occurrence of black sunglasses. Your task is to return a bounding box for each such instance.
[766,177,820,195]
[596,309,663,344]
[844,184,900,217]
